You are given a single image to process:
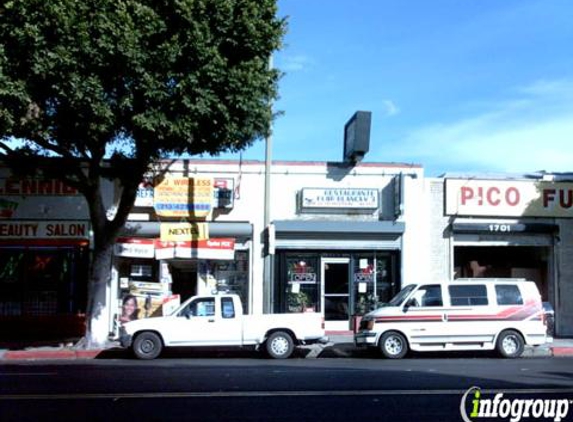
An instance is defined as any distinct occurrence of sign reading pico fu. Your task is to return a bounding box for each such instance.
[445,179,573,218]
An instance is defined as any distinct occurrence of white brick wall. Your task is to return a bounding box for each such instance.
[425,179,451,283]
[151,160,425,313]
[556,220,573,336]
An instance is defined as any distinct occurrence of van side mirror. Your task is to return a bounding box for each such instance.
[179,309,192,319]
[404,298,417,310]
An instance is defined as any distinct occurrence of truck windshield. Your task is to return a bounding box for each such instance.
[386,284,417,307]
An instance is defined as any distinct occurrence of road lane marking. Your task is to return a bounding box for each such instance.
[1,388,573,401]
[0,372,57,377]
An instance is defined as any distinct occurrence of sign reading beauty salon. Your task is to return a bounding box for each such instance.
[446,179,573,218]
[0,221,89,239]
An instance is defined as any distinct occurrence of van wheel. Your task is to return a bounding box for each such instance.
[133,331,163,360]
[380,331,408,359]
[497,330,524,358]
[266,331,294,359]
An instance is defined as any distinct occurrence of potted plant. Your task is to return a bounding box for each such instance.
[352,293,379,332]
[287,291,311,313]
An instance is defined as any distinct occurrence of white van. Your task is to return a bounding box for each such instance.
[355,278,553,359]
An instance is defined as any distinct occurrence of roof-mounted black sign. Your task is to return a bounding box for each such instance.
[343,111,371,164]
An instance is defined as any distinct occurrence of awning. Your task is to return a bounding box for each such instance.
[122,221,252,239]
[115,237,236,260]
[273,220,405,250]
[451,221,558,234]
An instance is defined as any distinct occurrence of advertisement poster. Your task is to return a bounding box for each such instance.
[153,177,213,219]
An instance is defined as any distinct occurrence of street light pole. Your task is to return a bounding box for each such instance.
[263,56,274,314]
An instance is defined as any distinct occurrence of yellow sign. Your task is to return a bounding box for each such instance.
[160,223,209,242]
[153,177,213,219]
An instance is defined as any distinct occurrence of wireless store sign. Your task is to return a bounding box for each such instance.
[153,177,213,218]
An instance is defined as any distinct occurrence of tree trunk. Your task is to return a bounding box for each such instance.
[85,240,115,348]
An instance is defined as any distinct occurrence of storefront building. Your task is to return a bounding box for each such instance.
[0,165,114,341]
[426,174,573,337]
[267,161,424,331]
[110,160,259,334]
[110,159,425,334]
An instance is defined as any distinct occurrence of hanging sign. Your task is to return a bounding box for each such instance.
[154,240,176,260]
[160,222,208,242]
[175,238,235,260]
[153,177,213,218]
[114,237,155,258]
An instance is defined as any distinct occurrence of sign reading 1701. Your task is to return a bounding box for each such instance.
[153,177,213,219]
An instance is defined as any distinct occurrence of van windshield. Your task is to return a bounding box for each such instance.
[386,284,417,307]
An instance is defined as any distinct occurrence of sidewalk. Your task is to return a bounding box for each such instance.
[1,332,572,361]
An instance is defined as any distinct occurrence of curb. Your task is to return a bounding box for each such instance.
[1,345,572,361]
[2,349,103,360]
[552,347,573,357]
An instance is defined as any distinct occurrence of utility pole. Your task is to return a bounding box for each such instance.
[263,56,274,313]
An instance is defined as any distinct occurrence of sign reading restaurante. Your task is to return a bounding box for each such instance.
[301,188,379,210]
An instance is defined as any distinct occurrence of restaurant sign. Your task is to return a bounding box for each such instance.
[300,188,379,211]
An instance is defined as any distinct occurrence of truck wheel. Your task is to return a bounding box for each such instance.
[380,331,408,359]
[266,331,294,359]
[133,331,163,360]
[496,330,524,358]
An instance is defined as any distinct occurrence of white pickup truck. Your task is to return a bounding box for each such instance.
[119,293,327,359]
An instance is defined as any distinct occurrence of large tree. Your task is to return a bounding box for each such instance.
[0,0,284,346]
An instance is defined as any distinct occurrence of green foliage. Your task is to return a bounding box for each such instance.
[0,0,284,161]
[287,291,311,313]
[0,0,284,241]
[354,293,379,315]
[0,1,285,338]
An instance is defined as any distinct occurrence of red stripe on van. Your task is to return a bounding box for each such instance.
[373,300,542,324]
[374,315,443,323]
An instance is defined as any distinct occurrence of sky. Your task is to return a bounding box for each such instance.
[217,0,573,176]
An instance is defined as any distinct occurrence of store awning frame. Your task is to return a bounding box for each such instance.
[122,221,253,240]
[272,220,405,250]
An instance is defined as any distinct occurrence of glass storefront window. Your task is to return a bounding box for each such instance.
[0,250,25,316]
[205,251,250,313]
[276,251,399,317]
[0,247,86,317]
[285,256,319,313]
[352,254,394,315]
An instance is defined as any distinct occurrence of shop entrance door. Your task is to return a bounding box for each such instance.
[321,258,350,331]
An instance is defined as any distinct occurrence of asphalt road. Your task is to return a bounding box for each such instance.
[1,356,573,422]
